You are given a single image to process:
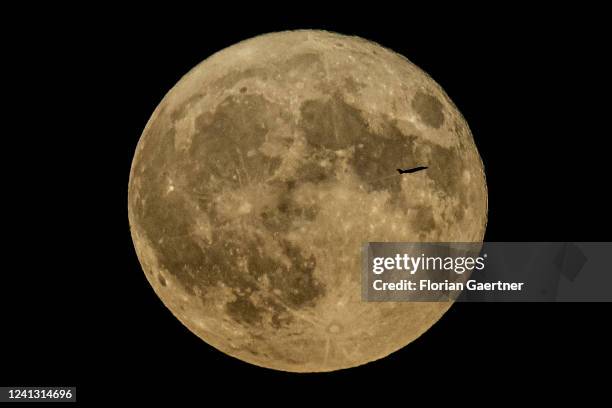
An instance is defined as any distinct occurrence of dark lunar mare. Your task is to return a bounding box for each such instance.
[131,72,468,334]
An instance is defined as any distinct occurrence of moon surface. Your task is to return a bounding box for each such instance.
[128,30,487,372]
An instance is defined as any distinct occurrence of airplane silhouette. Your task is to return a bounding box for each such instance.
[397,166,428,174]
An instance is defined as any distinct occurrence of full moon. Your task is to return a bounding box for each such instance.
[128,30,487,372]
